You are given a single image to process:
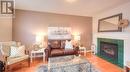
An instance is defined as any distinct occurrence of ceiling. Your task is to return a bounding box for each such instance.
[15,0,130,16]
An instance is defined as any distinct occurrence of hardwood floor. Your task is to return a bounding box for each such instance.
[13,52,124,72]
[13,58,47,72]
[84,53,124,72]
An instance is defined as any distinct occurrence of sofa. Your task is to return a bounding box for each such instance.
[45,40,79,61]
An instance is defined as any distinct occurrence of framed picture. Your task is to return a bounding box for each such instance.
[48,27,71,40]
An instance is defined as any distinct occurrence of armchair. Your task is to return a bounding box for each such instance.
[0,42,30,72]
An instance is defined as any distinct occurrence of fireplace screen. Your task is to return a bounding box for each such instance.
[100,42,118,60]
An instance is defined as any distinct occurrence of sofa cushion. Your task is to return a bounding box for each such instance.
[64,49,75,55]
[50,40,61,49]
[51,49,64,56]
[7,55,29,65]
[65,40,73,50]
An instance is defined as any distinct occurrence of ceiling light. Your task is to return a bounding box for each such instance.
[65,0,77,3]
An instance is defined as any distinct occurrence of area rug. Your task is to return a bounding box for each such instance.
[36,55,100,72]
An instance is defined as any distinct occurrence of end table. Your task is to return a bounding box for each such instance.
[30,48,45,63]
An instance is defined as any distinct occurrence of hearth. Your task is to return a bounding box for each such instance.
[97,38,124,67]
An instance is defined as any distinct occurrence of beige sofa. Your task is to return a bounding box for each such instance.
[0,41,30,72]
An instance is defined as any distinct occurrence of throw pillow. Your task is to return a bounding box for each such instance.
[18,45,25,56]
[65,40,73,49]
[10,46,18,57]
[10,45,25,57]
[50,40,61,49]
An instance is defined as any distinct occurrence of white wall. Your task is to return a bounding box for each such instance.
[0,15,12,41]
[93,2,130,66]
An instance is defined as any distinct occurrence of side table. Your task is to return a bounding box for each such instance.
[79,47,86,56]
[30,48,45,63]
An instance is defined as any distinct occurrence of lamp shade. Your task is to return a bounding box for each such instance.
[35,35,44,44]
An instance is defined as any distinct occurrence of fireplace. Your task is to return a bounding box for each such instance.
[97,38,124,68]
[100,42,118,60]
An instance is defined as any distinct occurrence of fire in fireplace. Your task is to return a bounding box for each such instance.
[100,42,118,60]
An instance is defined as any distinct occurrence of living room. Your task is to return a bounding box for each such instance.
[0,0,130,72]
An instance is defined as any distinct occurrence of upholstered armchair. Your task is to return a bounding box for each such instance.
[0,42,30,72]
